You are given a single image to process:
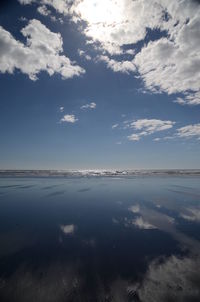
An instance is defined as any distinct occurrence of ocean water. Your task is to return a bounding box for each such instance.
[0,175,200,301]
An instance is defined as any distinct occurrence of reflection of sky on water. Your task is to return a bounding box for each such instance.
[0,176,200,301]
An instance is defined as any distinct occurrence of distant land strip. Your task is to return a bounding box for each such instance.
[0,170,200,178]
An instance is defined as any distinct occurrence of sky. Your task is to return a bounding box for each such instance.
[0,0,200,170]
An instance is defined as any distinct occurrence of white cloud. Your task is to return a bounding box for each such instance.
[18,0,34,4]
[17,1,200,106]
[175,92,200,106]
[0,19,85,80]
[76,0,200,105]
[177,123,200,139]
[78,49,92,61]
[112,124,118,129]
[127,133,141,141]
[131,119,174,132]
[134,34,200,98]
[154,138,161,142]
[60,114,78,123]
[18,0,70,15]
[71,0,164,53]
[37,5,51,16]
[18,0,163,53]
[132,217,156,230]
[98,55,136,74]
[59,106,64,112]
[60,224,75,235]
[81,102,96,110]
[127,119,175,141]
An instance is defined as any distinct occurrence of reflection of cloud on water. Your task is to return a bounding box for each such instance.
[129,204,140,213]
[0,261,82,302]
[180,207,200,222]
[96,255,200,302]
[132,217,156,230]
[1,254,200,302]
[136,254,200,302]
[112,216,156,230]
[60,224,75,235]
[126,203,200,253]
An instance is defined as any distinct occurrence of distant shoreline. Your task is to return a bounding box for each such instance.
[0,169,200,178]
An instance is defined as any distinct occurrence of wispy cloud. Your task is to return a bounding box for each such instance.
[154,138,161,142]
[81,102,96,110]
[177,124,200,139]
[112,124,118,129]
[59,106,64,112]
[60,114,78,123]
[127,119,175,141]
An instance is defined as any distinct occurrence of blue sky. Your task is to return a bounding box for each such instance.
[0,0,200,169]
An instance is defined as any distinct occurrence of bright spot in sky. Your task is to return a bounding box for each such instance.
[75,0,123,25]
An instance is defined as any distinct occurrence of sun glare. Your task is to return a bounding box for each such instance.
[76,0,123,25]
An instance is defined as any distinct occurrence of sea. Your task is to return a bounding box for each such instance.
[0,170,200,301]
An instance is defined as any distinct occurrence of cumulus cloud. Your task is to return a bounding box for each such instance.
[18,0,70,15]
[81,102,96,110]
[71,0,164,53]
[134,34,200,102]
[60,114,78,123]
[17,0,200,105]
[71,0,200,106]
[127,119,175,141]
[59,106,64,112]
[0,19,85,80]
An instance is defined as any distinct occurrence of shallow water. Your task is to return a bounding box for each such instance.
[0,176,200,301]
